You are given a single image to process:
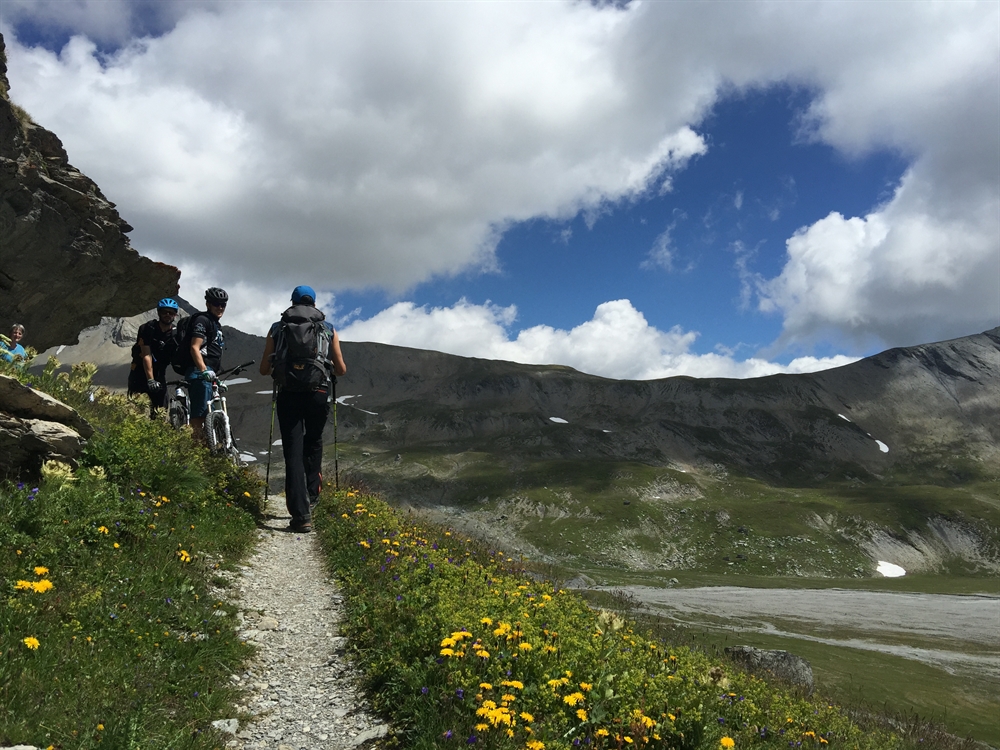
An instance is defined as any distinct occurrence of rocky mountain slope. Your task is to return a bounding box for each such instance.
[0,35,178,350]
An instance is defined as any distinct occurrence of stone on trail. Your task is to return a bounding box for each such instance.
[211,718,240,734]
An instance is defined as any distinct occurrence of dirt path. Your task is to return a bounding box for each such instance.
[218,495,386,750]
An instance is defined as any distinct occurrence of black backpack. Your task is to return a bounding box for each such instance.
[271,305,333,392]
[170,313,214,375]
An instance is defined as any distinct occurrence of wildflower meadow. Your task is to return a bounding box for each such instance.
[315,492,904,750]
[1,358,263,749]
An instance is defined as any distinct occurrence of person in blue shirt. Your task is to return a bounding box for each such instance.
[0,324,27,364]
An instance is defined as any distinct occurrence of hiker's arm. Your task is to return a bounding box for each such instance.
[330,329,347,377]
[139,337,155,380]
[190,336,207,372]
[259,333,275,376]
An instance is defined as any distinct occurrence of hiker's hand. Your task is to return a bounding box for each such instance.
[200,369,216,382]
[147,379,162,392]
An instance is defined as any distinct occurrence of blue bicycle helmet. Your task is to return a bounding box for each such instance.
[157,297,179,310]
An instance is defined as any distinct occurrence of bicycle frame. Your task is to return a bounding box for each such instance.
[166,360,255,462]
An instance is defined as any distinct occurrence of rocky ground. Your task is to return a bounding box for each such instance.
[213,494,387,750]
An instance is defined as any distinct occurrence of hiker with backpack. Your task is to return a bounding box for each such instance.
[172,288,229,444]
[127,298,179,417]
[259,285,347,533]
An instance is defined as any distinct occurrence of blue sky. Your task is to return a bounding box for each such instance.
[2,1,997,379]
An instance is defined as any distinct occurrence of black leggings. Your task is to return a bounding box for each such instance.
[276,390,329,522]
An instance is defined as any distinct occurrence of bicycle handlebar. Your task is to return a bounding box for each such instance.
[165,360,256,387]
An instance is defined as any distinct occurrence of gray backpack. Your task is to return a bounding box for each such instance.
[271,305,332,392]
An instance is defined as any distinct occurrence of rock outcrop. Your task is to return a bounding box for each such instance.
[0,34,180,351]
[0,373,93,478]
[725,646,814,693]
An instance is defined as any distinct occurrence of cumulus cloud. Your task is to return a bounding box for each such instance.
[2,0,996,358]
[340,298,856,380]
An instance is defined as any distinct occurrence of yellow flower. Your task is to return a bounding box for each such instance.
[440,648,456,657]
[97,526,109,534]
[526,741,545,750]
[580,682,592,691]
[23,636,40,650]
[481,617,493,626]
[31,579,54,593]
[501,680,524,690]
[624,738,634,745]
[34,566,49,576]
[720,738,735,749]
[502,693,517,703]
[519,711,534,723]
[519,642,533,651]
[480,682,493,690]
[596,729,610,737]
[15,580,32,591]
[114,543,120,549]
[576,709,588,721]
[176,550,192,563]
[475,723,489,732]
[563,692,585,706]
[97,723,105,730]
[243,491,251,497]
[441,637,457,647]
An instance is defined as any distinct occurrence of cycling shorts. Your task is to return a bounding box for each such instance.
[185,373,213,418]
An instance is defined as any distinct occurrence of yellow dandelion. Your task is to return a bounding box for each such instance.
[475,723,489,732]
[480,682,493,690]
[576,708,588,721]
[440,648,456,657]
[519,711,534,723]
[596,728,610,737]
[31,579,54,593]
[563,692,585,706]
[720,738,735,749]
[501,680,524,690]
[15,580,32,591]
[23,636,40,650]
[519,642,533,651]
[34,566,49,576]
[243,491,251,497]
[97,723,105,731]
[526,741,545,750]
[481,617,493,626]
[98,526,109,534]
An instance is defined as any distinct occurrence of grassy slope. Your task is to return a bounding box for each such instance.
[0,360,263,749]
[336,446,1000,746]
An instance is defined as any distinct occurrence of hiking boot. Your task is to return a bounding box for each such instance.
[289,518,312,533]
[309,494,320,511]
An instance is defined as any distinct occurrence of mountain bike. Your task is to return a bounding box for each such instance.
[166,360,255,463]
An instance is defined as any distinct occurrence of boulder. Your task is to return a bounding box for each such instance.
[0,374,92,478]
[0,374,93,437]
[725,645,814,694]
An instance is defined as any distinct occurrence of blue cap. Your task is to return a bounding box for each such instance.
[291,285,316,304]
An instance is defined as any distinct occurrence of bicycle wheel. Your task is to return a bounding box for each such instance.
[206,412,231,455]
[168,401,187,429]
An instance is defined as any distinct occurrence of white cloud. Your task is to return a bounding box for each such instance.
[2,0,997,353]
[340,298,856,380]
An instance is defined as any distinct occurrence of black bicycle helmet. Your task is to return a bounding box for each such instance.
[205,287,229,303]
[157,297,179,310]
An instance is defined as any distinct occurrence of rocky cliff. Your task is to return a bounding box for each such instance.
[0,34,179,351]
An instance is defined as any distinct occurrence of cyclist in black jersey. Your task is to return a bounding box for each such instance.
[129,298,179,417]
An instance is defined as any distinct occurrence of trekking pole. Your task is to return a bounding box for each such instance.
[333,376,339,491]
[265,382,276,502]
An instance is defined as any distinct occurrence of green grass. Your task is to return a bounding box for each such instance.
[315,488,912,749]
[0,359,263,749]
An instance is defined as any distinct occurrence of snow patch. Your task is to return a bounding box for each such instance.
[56,345,65,355]
[549,417,568,424]
[837,414,851,422]
[876,440,889,453]
[272,439,282,446]
[337,394,379,415]
[225,377,252,386]
[239,453,257,463]
[256,390,272,395]
[877,561,906,577]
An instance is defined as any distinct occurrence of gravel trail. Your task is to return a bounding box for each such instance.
[220,495,386,750]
